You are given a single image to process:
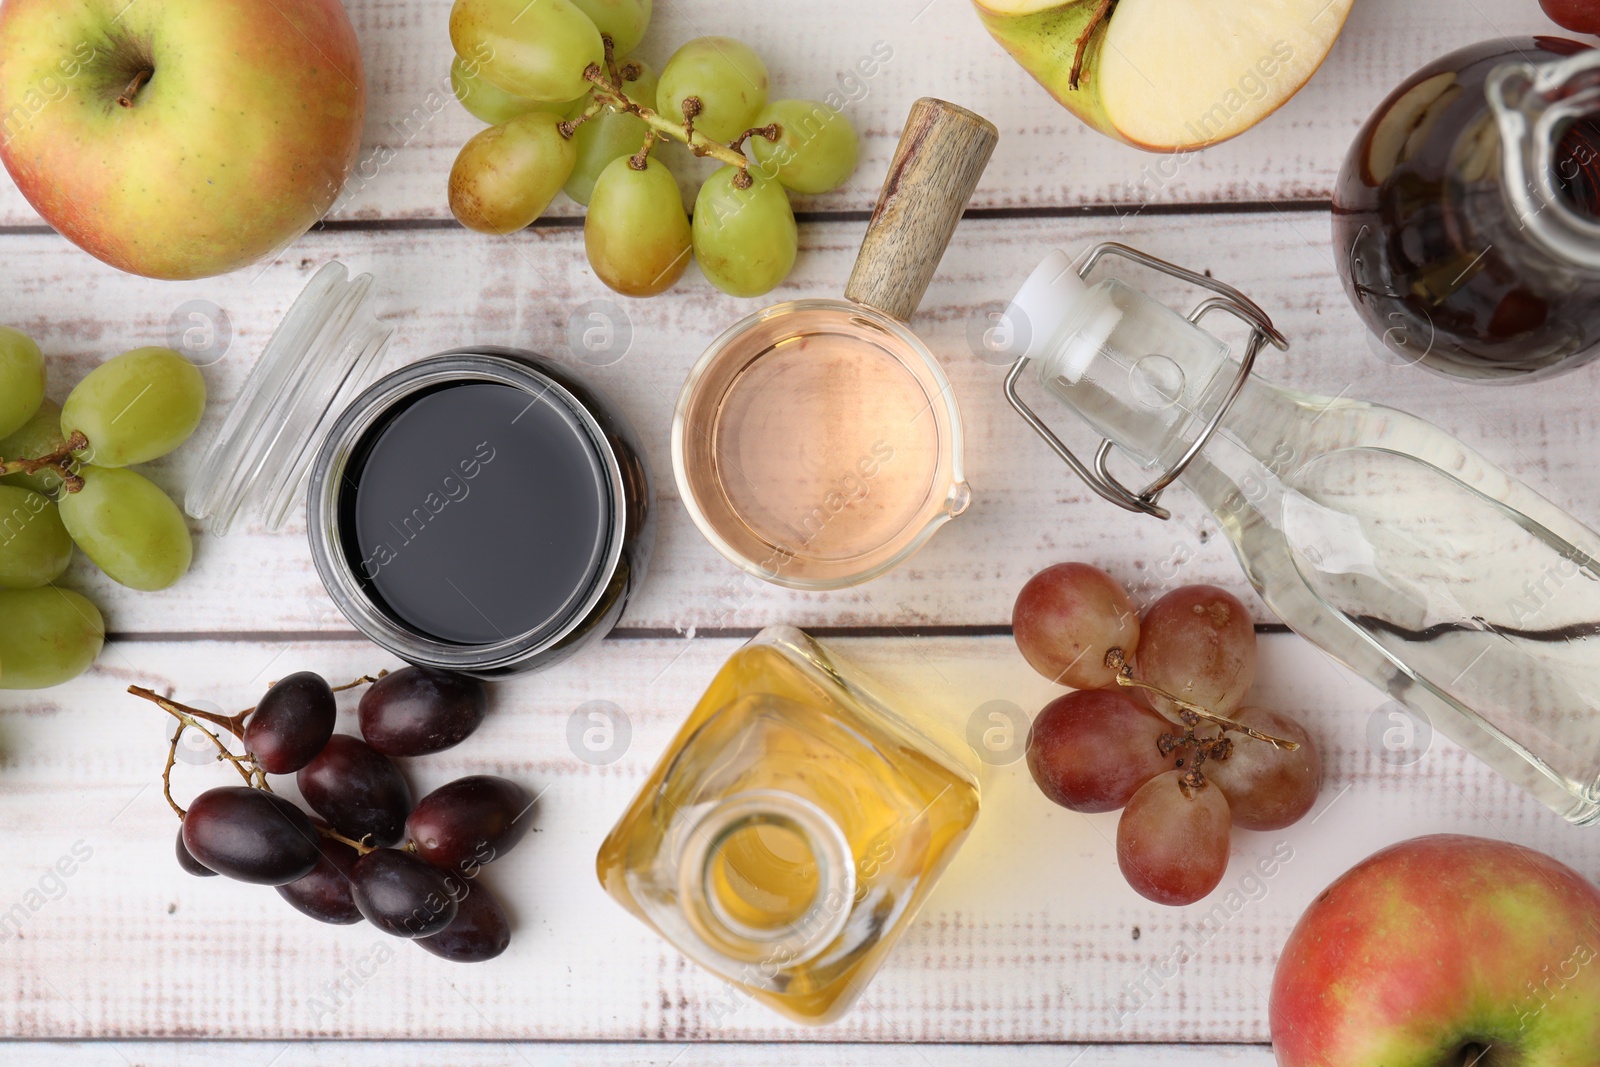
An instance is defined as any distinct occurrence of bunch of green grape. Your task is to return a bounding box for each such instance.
[447,0,861,298]
[0,329,205,690]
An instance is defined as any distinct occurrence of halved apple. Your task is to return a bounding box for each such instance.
[974,0,1355,151]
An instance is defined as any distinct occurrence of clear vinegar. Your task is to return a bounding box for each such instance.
[1013,250,1600,824]
[1197,377,1600,821]
[596,628,980,1023]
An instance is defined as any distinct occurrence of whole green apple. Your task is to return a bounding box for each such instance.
[0,0,366,280]
[1271,834,1600,1066]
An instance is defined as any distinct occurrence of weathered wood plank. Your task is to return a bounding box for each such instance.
[0,1042,1277,1066]
[11,207,1600,635]
[0,0,1561,224]
[0,634,1592,1041]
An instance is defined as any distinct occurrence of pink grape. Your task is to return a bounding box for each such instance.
[1026,689,1174,812]
[1013,563,1140,689]
[1205,707,1323,830]
[1116,770,1231,906]
[1134,585,1257,715]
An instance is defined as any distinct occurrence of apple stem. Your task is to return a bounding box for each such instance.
[0,431,89,494]
[117,68,153,109]
[1070,0,1117,91]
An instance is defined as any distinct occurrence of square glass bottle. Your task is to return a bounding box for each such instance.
[596,626,980,1023]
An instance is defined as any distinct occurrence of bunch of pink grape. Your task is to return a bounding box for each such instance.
[154,667,532,963]
[1013,563,1323,906]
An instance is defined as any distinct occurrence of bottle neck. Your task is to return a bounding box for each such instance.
[676,790,855,969]
[1489,47,1600,271]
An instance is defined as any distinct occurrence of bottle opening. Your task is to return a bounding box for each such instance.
[707,820,821,934]
[677,790,855,968]
[1553,115,1600,220]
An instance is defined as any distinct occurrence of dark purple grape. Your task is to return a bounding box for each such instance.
[350,849,461,938]
[175,825,217,877]
[296,734,411,847]
[407,775,534,875]
[181,787,320,886]
[276,835,362,925]
[359,667,487,757]
[244,671,337,774]
[417,881,511,963]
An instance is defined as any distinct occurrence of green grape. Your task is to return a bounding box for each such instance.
[449,111,577,234]
[692,166,797,298]
[451,53,575,125]
[0,398,67,495]
[657,37,769,143]
[567,0,651,55]
[0,586,104,690]
[60,347,206,468]
[749,99,860,195]
[0,325,45,440]
[449,0,605,103]
[564,61,659,206]
[585,156,691,296]
[57,466,192,592]
[0,485,73,589]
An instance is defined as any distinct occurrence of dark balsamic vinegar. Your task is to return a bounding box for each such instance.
[342,382,609,645]
[1333,37,1600,381]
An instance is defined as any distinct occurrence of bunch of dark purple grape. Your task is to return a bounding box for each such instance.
[132,666,534,963]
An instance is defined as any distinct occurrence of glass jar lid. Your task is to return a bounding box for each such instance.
[184,262,395,536]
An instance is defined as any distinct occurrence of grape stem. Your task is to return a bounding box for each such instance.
[557,97,606,138]
[328,672,388,695]
[161,723,187,819]
[318,826,374,856]
[728,124,781,154]
[576,34,780,174]
[627,130,659,171]
[130,685,250,740]
[1102,648,1300,751]
[130,673,391,823]
[135,687,267,819]
[0,431,89,494]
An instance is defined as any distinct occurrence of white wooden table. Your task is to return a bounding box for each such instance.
[2,0,1596,1062]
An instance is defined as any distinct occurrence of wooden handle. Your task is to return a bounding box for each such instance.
[844,98,998,322]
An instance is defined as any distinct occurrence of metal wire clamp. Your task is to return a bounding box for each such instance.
[1003,242,1290,520]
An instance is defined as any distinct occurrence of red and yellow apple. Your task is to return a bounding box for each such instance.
[972,0,1355,151]
[0,0,366,280]
[1271,834,1600,1067]
[1543,0,1600,35]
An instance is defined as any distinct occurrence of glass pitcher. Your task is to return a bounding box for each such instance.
[596,627,980,1024]
[1005,243,1600,825]
[1334,37,1600,381]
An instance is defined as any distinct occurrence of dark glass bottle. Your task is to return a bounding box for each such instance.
[1333,37,1600,381]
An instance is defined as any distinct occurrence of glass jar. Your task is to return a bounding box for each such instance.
[673,298,970,591]
[670,98,995,590]
[597,627,980,1023]
[185,264,654,676]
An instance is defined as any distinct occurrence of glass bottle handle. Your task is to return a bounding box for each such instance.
[1488,47,1600,271]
